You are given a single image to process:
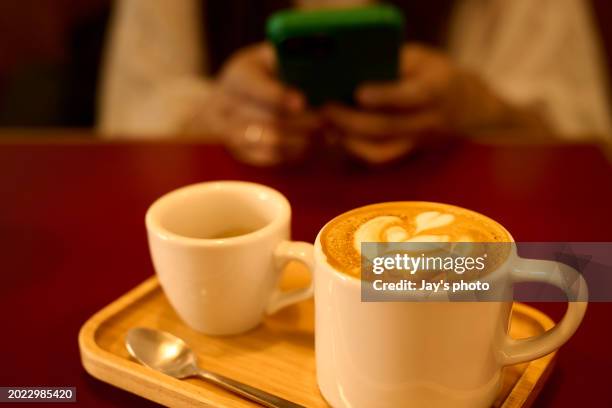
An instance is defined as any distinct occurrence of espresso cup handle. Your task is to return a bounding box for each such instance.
[266,241,315,315]
[500,258,588,365]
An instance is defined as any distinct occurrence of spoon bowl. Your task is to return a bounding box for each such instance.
[126,327,198,379]
[125,327,304,408]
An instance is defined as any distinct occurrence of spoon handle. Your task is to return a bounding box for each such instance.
[196,370,305,408]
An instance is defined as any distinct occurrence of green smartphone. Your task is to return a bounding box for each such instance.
[267,5,405,106]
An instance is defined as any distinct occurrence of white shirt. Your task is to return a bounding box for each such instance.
[98,0,612,140]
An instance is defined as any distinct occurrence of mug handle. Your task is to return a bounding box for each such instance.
[500,258,588,365]
[266,241,315,315]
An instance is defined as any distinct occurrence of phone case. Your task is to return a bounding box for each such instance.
[267,5,405,106]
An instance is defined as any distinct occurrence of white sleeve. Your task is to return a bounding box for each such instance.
[97,0,213,138]
[448,0,612,139]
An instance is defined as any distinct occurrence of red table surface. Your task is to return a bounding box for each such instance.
[0,141,611,407]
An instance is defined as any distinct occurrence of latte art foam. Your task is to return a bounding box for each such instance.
[321,202,511,278]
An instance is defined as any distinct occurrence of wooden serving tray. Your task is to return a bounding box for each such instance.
[79,264,556,408]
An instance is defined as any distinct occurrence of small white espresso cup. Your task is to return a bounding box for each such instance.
[145,181,314,335]
[313,205,588,408]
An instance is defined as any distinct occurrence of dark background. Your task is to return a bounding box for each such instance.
[0,0,611,129]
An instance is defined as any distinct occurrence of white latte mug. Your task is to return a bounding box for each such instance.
[145,181,314,335]
[312,207,588,408]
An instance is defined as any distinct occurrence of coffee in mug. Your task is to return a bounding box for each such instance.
[320,201,510,279]
[313,202,587,408]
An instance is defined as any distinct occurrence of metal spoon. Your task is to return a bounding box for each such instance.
[125,327,304,408]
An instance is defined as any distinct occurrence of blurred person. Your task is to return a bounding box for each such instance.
[98,0,612,165]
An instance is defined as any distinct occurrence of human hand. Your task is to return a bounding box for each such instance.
[192,43,321,166]
[322,44,503,164]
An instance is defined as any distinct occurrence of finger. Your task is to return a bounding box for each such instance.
[232,98,278,123]
[322,104,443,140]
[248,43,306,113]
[321,104,394,139]
[400,43,434,76]
[223,68,304,114]
[342,137,416,165]
[215,86,321,137]
[277,111,323,132]
[226,122,312,167]
[221,44,305,113]
[226,124,283,166]
[229,98,320,133]
[356,80,436,110]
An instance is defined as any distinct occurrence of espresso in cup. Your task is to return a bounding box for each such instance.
[146,181,315,335]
